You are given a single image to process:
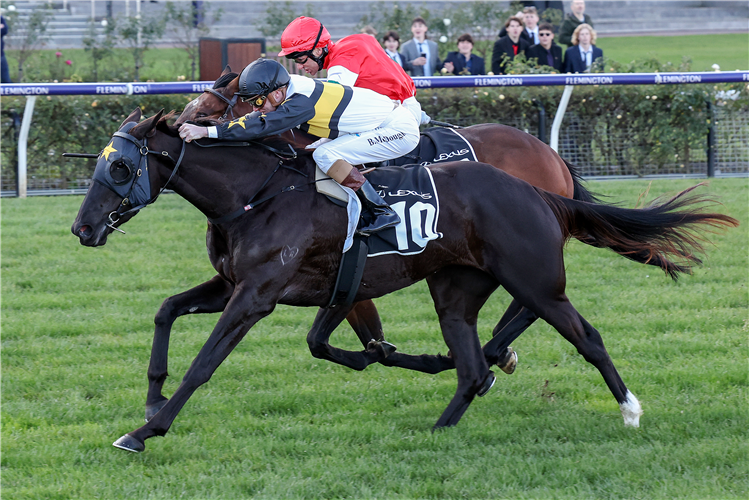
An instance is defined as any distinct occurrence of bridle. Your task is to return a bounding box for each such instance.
[203,87,240,121]
[95,126,186,234]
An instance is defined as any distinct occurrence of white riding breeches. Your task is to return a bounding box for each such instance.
[312,104,420,173]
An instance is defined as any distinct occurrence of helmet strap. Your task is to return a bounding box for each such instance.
[309,46,328,70]
[267,86,287,108]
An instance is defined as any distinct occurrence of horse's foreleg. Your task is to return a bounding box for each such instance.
[307,306,396,371]
[482,299,538,373]
[146,275,234,422]
[428,268,497,430]
[347,299,457,373]
[114,285,268,453]
[346,300,385,345]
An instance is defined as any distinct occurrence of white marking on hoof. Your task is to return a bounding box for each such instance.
[620,391,643,428]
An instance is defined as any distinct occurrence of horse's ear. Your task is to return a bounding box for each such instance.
[132,109,165,139]
[119,108,142,130]
[221,65,232,75]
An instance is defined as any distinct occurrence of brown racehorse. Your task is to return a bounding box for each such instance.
[71,109,737,452]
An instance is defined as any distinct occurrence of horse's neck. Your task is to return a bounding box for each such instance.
[161,140,310,222]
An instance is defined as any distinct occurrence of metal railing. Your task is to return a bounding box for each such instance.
[2,70,748,197]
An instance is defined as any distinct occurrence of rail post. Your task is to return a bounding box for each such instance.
[17,96,37,198]
[706,100,716,177]
[534,99,547,144]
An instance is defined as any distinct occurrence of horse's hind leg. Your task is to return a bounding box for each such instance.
[146,274,234,421]
[546,305,643,427]
[428,267,498,429]
[511,288,642,427]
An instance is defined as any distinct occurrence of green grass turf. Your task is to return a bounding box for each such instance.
[1,178,746,499]
[596,33,749,72]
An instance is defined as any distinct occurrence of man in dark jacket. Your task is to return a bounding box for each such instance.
[1,15,10,83]
[442,33,485,75]
[526,23,563,71]
[558,0,593,47]
[491,17,530,75]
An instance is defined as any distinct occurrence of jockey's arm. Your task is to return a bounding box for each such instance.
[179,96,316,143]
[325,65,359,87]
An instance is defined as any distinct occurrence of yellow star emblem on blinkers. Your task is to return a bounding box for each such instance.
[228,115,248,129]
[101,141,117,160]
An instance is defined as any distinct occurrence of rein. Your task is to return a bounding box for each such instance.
[104,132,186,233]
[203,88,240,121]
[202,142,327,226]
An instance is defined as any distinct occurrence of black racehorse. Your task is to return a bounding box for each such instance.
[71,109,737,452]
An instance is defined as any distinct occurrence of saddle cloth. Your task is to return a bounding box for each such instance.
[364,165,442,257]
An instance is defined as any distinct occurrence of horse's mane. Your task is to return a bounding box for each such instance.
[156,111,181,136]
[214,72,239,89]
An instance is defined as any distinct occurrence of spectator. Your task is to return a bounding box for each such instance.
[1,14,10,83]
[563,23,602,73]
[491,17,530,75]
[497,11,532,45]
[527,23,563,71]
[382,30,411,73]
[442,34,485,75]
[400,17,441,77]
[523,6,541,45]
[558,0,593,47]
[360,25,377,37]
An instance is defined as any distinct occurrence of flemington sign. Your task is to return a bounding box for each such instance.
[415,71,747,89]
[1,72,746,96]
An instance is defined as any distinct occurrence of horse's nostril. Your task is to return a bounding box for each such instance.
[78,225,92,238]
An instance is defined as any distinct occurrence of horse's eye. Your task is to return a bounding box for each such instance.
[110,159,133,184]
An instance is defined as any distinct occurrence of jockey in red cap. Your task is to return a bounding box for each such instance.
[278,16,430,125]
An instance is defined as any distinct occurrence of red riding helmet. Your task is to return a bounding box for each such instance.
[278,17,331,57]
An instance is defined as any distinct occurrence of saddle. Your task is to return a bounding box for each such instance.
[313,127,478,203]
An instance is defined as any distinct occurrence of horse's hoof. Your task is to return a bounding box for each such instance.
[477,370,496,397]
[145,399,168,423]
[367,339,397,358]
[497,347,518,375]
[113,434,145,453]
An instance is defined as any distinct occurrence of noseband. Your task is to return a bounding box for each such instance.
[203,88,240,121]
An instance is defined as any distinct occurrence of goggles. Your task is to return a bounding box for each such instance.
[240,94,268,108]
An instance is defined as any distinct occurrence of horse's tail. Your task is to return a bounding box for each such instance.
[563,158,602,204]
[535,183,739,281]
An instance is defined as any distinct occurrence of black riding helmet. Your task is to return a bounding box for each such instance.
[237,59,291,107]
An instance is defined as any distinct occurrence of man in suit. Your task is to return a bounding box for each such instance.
[442,33,485,75]
[523,6,541,45]
[526,23,563,71]
[492,17,530,75]
[400,17,441,77]
[563,23,602,73]
[558,0,593,47]
[382,30,412,73]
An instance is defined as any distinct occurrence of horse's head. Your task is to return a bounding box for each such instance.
[175,66,247,127]
[71,108,165,246]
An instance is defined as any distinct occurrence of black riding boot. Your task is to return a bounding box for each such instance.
[356,180,401,236]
